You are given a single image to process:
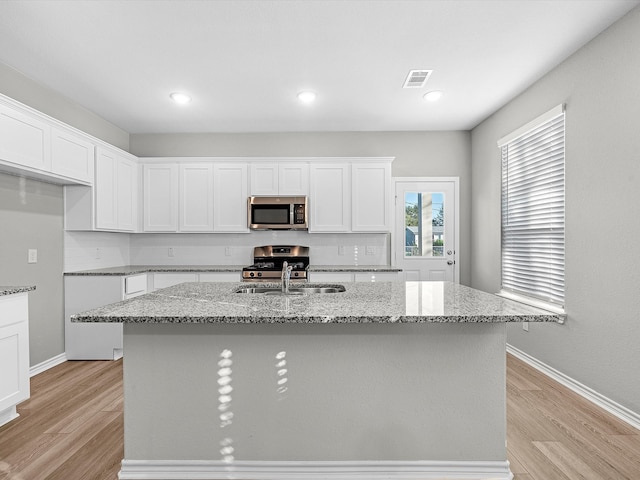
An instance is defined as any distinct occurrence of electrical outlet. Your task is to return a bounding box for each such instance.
[366,246,375,256]
[28,249,37,264]
[168,247,175,257]
[225,247,232,256]
[338,246,345,256]
[95,248,101,259]
[523,322,529,332]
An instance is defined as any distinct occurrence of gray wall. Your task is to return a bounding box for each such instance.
[0,62,129,151]
[0,173,64,365]
[1,64,131,366]
[131,131,472,285]
[471,7,640,413]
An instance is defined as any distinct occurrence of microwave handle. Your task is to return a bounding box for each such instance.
[290,204,294,225]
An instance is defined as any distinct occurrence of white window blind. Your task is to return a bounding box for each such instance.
[500,106,565,307]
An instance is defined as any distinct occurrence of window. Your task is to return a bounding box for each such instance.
[498,105,565,308]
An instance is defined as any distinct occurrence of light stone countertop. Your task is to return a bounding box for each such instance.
[63,265,402,276]
[0,286,36,296]
[72,281,562,324]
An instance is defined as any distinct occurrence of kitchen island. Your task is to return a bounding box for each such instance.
[73,281,561,480]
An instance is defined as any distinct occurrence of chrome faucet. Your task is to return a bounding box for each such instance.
[281,261,293,294]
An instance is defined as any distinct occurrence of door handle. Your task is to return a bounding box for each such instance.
[447,260,454,265]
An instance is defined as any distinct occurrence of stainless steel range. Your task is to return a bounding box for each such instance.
[242,245,309,282]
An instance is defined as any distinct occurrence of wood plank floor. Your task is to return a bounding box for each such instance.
[1,354,638,479]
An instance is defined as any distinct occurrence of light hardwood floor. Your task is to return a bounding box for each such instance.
[0,354,638,480]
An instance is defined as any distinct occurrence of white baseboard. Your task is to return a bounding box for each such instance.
[507,344,640,431]
[118,459,513,480]
[29,352,67,377]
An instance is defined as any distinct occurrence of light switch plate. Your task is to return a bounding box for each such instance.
[28,249,37,264]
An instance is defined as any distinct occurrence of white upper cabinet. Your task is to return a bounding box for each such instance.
[0,101,50,172]
[51,127,95,183]
[249,163,279,195]
[95,148,118,230]
[351,162,392,232]
[143,164,178,232]
[309,163,351,232]
[214,163,249,232]
[95,147,137,231]
[179,164,214,232]
[279,163,309,195]
[249,162,309,196]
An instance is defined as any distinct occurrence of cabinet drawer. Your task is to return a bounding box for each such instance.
[125,274,147,295]
[0,294,28,329]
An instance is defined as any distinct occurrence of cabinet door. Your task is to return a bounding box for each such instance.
[213,163,249,232]
[309,164,351,232]
[354,272,401,282]
[179,164,214,231]
[0,294,30,419]
[308,272,354,282]
[143,164,178,231]
[279,163,309,195]
[51,127,95,183]
[95,148,118,230]
[117,156,137,231]
[352,162,391,232]
[249,163,279,195]
[0,103,50,171]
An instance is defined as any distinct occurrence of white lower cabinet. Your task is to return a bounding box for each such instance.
[0,292,30,428]
[64,275,147,360]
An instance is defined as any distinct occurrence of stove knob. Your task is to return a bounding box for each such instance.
[257,272,262,277]
[294,272,299,277]
[249,272,255,277]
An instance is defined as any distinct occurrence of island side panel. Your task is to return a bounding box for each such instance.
[123,322,507,462]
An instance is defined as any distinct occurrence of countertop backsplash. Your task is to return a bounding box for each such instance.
[64,231,390,272]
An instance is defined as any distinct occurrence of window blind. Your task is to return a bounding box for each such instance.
[501,107,565,307]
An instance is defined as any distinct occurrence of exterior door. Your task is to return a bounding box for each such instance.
[394,178,459,282]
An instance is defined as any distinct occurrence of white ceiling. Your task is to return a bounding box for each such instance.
[0,0,638,134]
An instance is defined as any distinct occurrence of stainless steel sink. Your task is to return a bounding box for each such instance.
[234,285,345,295]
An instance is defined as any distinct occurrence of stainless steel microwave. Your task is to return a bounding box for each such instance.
[248,196,308,230]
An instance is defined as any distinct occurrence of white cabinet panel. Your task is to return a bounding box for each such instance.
[213,163,249,232]
[309,164,350,232]
[0,103,50,171]
[279,163,309,195]
[95,148,118,230]
[250,163,279,195]
[352,162,391,232]
[95,147,137,231]
[179,164,214,231]
[0,293,30,428]
[117,156,137,231]
[250,162,309,196]
[143,164,178,232]
[51,127,95,183]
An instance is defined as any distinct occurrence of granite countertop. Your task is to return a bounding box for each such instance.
[64,265,401,276]
[0,286,36,296]
[64,265,246,276]
[72,281,562,325]
[308,265,402,272]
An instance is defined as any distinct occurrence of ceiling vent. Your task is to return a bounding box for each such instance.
[403,69,432,88]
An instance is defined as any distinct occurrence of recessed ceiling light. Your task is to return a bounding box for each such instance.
[170,92,191,104]
[423,90,443,102]
[297,91,317,104]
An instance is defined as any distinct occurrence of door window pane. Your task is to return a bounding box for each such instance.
[404,192,444,257]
